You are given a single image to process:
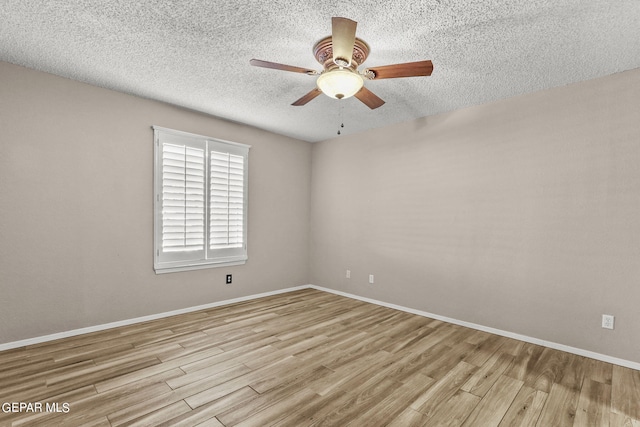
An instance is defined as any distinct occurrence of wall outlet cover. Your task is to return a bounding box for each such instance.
[602,314,614,330]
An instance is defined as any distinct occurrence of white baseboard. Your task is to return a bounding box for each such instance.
[0,285,309,352]
[308,285,640,371]
[2,283,639,372]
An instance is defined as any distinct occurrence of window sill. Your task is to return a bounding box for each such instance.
[154,258,247,274]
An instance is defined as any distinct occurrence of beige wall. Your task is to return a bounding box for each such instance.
[2,59,639,365]
[0,61,311,343]
[310,68,640,363]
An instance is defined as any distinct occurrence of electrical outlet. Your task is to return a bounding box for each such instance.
[346,269,351,279]
[226,274,232,284]
[602,314,614,330]
[369,274,374,284]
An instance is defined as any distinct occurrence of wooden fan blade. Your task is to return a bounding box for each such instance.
[354,86,385,109]
[250,59,317,75]
[332,17,357,66]
[291,88,322,106]
[366,60,433,79]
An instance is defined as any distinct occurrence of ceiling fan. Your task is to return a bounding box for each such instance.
[250,17,433,109]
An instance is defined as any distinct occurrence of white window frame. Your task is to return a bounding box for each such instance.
[153,126,250,274]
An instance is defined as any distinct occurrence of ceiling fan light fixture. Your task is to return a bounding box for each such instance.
[316,69,364,100]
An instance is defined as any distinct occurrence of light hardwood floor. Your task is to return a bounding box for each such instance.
[1,288,639,426]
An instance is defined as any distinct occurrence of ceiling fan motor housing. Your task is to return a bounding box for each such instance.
[313,36,370,72]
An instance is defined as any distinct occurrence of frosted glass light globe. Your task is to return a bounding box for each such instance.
[316,69,364,100]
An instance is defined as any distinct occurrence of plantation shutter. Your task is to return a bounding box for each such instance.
[155,131,207,265]
[207,141,248,260]
[209,150,245,250]
[161,144,205,253]
[153,127,249,273]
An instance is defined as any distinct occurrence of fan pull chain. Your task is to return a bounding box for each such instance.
[337,104,344,135]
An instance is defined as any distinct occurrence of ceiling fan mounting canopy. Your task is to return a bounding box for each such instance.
[250,16,433,109]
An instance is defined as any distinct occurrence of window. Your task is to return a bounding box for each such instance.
[153,126,250,273]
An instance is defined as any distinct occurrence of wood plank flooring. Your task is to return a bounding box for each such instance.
[1,288,639,426]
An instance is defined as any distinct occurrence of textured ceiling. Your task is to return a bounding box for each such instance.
[1,1,639,142]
